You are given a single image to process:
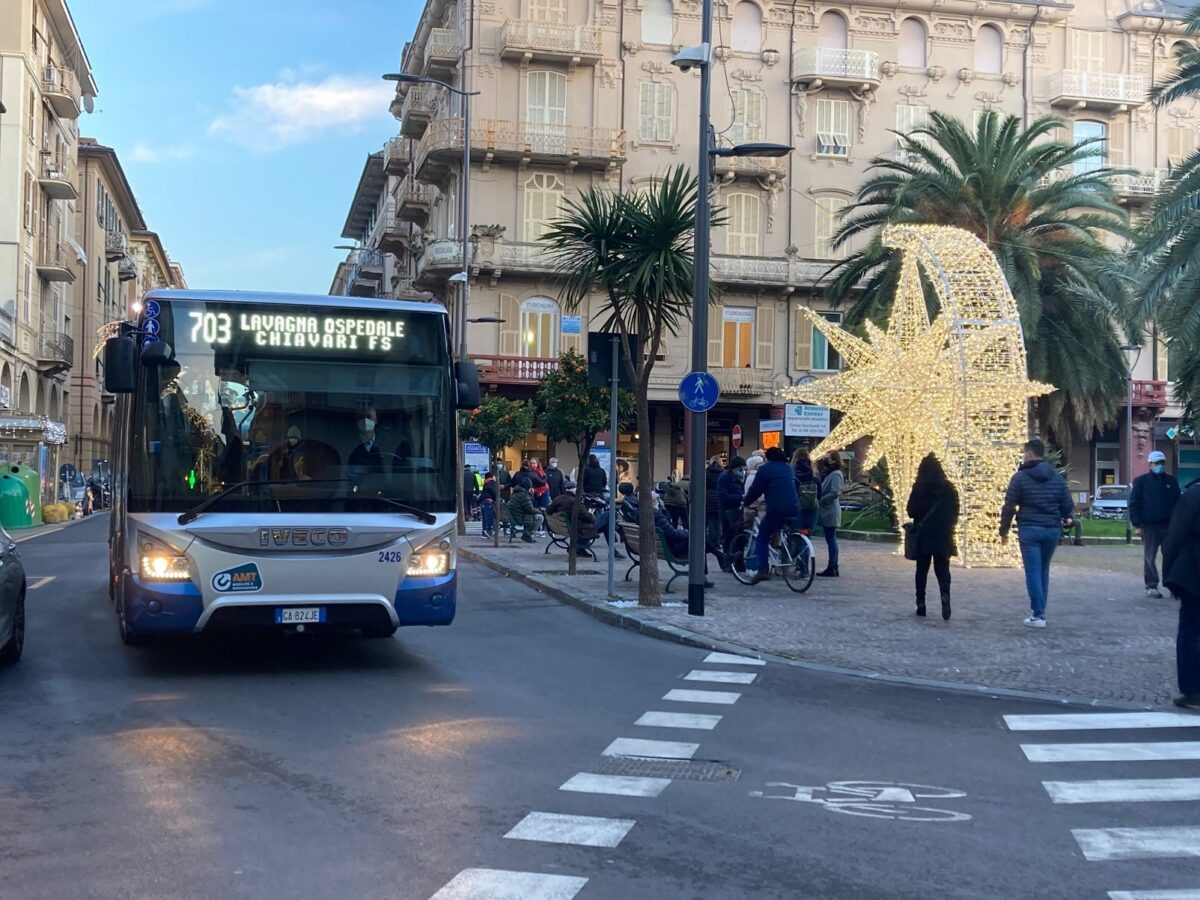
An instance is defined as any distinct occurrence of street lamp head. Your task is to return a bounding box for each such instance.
[712,142,793,158]
[670,44,711,73]
[382,73,421,84]
[448,271,468,284]
[467,317,505,324]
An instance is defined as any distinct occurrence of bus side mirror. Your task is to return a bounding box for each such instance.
[454,360,480,410]
[103,337,137,394]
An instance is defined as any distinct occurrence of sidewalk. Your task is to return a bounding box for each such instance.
[461,533,1178,708]
[10,510,106,543]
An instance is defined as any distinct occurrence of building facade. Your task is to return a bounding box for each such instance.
[361,0,1194,490]
[0,0,97,494]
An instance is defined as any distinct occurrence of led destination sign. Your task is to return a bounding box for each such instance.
[185,311,407,351]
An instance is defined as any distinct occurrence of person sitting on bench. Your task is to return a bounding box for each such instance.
[508,479,539,543]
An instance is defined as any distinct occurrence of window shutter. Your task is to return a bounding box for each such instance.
[499,295,520,355]
[1108,120,1127,167]
[708,305,724,366]
[747,90,764,141]
[562,330,581,355]
[657,84,674,141]
[639,84,654,141]
[755,305,774,369]
[1158,333,1170,381]
[795,314,813,371]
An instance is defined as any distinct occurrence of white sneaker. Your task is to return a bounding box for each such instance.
[1023,615,1047,629]
[1147,588,1164,599]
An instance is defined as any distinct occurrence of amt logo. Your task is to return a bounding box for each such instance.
[212,563,263,594]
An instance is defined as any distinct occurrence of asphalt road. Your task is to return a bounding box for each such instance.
[2,515,1198,899]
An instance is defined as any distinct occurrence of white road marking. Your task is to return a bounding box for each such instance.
[703,651,765,666]
[1044,778,1200,804]
[663,688,741,705]
[559,773,670,798]
[27,576,55,589]
[684,670,757,685]
[1108,891,1200,899]
[1004,712,1200,732]
[13,526,65,543]
[429,868,588,900]
[1022,742,1200,763]
[603,737,698,759]
[1073,827,1200,861]
[635,711,722,730]
[504,812,635,848]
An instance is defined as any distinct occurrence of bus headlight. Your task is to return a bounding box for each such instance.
[406,539,451,577]
[139,535,191,581]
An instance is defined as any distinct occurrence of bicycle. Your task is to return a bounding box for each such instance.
[728,514,816,593]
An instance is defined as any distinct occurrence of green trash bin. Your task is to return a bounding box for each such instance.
[0,474,34,530]
[8,465,42,526]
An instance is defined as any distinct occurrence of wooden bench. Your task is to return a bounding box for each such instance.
[544,511,596,559]
[656,528,690,593]
[620,523,642,582]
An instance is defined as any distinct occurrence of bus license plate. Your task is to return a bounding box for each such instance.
[275,607,325,625]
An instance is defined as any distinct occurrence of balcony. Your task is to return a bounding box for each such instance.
[414,117,626,182]
[1132,380,1169,411]
[395,175,436,224]
[105,230,127,262]
[38,153,77,200]
[713,155,786,181]
[383,135,410,175]
[349,249,385,297]
[471,355,560,386]
[712,367,774,397]
[1111,168,1168,201]
[1049,70,1147,110]
[36,332,74,376]
[36,241,76,283]
[499,19,603,67]
[400,84,442,139]
[118,258,138,282]
[791,48,880,90]
[377,201,411,255]
[415,239,463,285]
[41,65,80,119]
[424,28,463,75]
[710,254,831,289]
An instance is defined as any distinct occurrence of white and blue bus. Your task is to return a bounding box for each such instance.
[102,290,479,645]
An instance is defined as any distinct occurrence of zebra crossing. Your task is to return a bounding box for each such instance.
[1005,710,1200,896]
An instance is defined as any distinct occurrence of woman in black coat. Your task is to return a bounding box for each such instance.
[905,454,961,620]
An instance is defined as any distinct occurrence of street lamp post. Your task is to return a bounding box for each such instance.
[673,4,790,618]
[1120,343,1141,545]
[385,71,480,534]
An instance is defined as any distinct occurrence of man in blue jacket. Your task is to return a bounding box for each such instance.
[1129,450,1182,598]
[743,447,800,584]
[716,456,747,571]
[1000,438,1075,628]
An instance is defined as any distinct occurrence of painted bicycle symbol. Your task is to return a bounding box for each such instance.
[749,780,971,822]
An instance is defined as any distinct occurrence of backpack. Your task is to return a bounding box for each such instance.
[797,481,819,512]
[664,483,687,509]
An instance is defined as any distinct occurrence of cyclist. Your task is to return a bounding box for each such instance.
[742,446,800,584]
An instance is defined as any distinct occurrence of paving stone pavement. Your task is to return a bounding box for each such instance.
[462,533,1179,707]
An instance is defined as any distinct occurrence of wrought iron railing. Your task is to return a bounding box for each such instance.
[414,117,626,173]
[712,367,774,395]
[383,135,410,173]
[37,331,74,368]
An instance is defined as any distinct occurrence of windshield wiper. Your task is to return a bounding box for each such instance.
[177,478,354,525]
[339,493,438,525]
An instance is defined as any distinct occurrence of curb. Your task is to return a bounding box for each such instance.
[11,510,108,543]
[460,546,1158,712]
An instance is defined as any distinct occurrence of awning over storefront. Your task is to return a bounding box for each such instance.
[0,417,67,445]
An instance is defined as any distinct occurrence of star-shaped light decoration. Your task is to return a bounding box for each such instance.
[783,224,1054,567]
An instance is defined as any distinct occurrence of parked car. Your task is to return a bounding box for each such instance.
[1090,484,1131,520]
[0,528,27,664]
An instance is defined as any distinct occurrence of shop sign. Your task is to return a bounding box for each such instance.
[785,404,830,438]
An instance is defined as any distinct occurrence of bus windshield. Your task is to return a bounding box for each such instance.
[127,299,455,515]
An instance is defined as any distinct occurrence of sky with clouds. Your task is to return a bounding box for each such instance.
[69,0,419,293]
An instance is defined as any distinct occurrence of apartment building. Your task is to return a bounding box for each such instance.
[0,0,96,494]
[130,229,187,300]
[369,0,1196,488]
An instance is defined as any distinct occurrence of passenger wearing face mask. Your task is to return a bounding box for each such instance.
[1130,450,1183,599]
[717,456,748,564]
[349,406,383,472]
[279,426,307,480]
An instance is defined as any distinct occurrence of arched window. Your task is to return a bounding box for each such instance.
[526,71,567,150]
[818,11,848,50]
[731,1,762,53]
[520,297,560,359]
[898,18,927,68]
[524,173,565,241]
[726,192,761,256]
[975,24,1003,74]
[1073,119,1107,175]
[641,0,673,44]
[731,87,764,142]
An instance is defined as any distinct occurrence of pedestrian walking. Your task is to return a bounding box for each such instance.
[1163,478,1200,709]
[905,454,960,621]
[462,465,477,518]
[545,457,566,500]
[1129,450,1182,599]
[999,438,1075,628]
[743,446,800,584]
[816,452,844,578]
[791,447,820,535]
[717,456,748,568]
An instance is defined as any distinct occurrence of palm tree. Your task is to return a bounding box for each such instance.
[1136,11,1200,421]
[541,165,701,607]
[825,110,1132,444]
